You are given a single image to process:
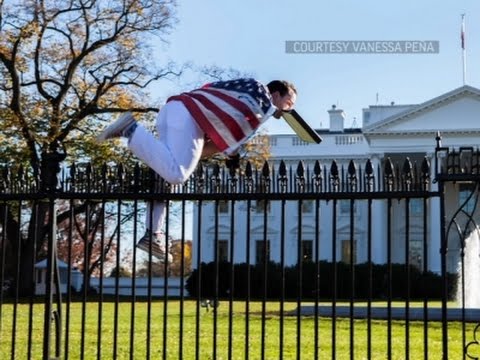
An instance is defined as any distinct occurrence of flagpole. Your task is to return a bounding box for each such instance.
[461,13,467,85]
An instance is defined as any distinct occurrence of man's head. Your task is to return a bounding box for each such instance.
[267,80,297,118]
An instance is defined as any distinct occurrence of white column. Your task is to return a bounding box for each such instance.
[233,202,246,264]
[428,197,441,274]
[370,155,387,264]
[320,200,334,262]
[428,152,442,274]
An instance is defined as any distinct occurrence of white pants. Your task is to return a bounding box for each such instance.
[129,101,205,232]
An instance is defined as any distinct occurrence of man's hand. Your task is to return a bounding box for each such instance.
[201,139,221,158]
[225,153,241,170]
[273,108,284,119]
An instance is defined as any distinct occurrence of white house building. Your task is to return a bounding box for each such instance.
[192,85,480,274]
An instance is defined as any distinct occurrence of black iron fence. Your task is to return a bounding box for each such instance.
[1,136,480,359]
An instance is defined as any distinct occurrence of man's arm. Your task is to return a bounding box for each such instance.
[201,139,221,158]
[201,140,241,170]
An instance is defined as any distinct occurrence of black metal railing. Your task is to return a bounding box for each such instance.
[1,138,480,359]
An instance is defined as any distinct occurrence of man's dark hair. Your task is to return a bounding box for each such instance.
[267,80,297,96]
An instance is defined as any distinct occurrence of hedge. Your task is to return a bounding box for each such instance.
[185,261,457,301]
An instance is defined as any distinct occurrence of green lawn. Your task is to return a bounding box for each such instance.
[0,300,478,359]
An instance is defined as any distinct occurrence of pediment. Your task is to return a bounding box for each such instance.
[288,225,317,235]
[364,86,480,135]
[206,225,232,234]
[337,223,365,234]
[251,225,278,234]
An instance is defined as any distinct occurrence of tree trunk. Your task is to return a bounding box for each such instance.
[18,202,51,296]
[0,205,20,293]
[17,152,66,296]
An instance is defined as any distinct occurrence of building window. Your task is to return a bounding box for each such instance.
[217,240,228,262]
[409,239,423,269]
[218,200,229,213]
[302,240,313,262]
[339,200,356,214]
[409,198,423,216]
[292,138,309,146]
[255,240,270,264]
[255,200,271,213]
[302,200,313,213]
[459,184,477,214]
[341,240,357,264]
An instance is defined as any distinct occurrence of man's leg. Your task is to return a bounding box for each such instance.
[98,101,204,260]
[132,101,204,260]
[145,200,166,234]
[128,101,205,184]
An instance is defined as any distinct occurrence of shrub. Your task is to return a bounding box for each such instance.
[185,261,457,301]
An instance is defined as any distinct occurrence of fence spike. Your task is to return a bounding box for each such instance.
[296,161,305,191]
[211,163,221,193]
[212,163,220,177]
[260,161,271,193]
[244,161,253,193]
[70,162,76,179]
[384,158,395,191]
[312,160,322,190]
[262,161,270,178]
[421,157,430,189]
[402,158,413,190]
[384,158,394,176]
[101,163,108,179]
[67,161,77,190]
[0,166,7,192]
[245,161,253,178]
[278,161,288,192]
[365,159,373,175]
[365,159,375,191]
[314,161,322,176]
[348,160,356,177]
[195,162,204,185]
[116,163,124,191]
[100,163,107,192]
[330,160,339,178]
[198,162,205,177]
[402,157,413,175]
[279,160,287,177]
[194,162,205,192]
[18,165,24,185]
[86,162,92,182]
[330,160,339,191]
[296,161,305,178]
[228,161,238,192]
[347,160,357,191]
[421,157,430,176]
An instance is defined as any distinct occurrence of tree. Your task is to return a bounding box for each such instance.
[0,1,272,295]
[54,199,127,283]
[0,0,180,295]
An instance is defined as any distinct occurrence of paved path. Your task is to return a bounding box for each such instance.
[290,306,480,322]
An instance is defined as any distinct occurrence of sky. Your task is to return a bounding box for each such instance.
[151,0,480,135]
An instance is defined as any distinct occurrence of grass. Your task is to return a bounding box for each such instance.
[0,299,478,359]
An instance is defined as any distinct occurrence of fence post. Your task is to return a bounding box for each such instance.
[41,150,65,360]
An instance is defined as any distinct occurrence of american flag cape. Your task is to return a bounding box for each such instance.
[167,78,276,155]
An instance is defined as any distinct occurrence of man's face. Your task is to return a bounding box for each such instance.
[271,88,296,118]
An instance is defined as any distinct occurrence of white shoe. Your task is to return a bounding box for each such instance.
[97,112,136,141]
[137,231,173,263]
